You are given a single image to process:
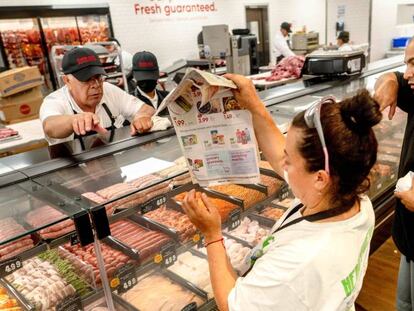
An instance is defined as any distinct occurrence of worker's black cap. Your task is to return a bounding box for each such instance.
[132,51,160,81]
[62,47,106,82]
[337,31,350,41]
[281,22,292,33]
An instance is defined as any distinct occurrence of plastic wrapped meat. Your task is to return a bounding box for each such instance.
[0,286,21,310]
[0,218,35,260]
[0,127,18,139]
[110,219,171,263]
[208,184,266,208]
[174,191,238,221]
[225,218,269,246]
[172,172,192,187]
[82,192,113,215]
[145,206,196,242]
[25,206,75,240]
[168,252,212,297]
[6,257,75,311]
[157,157,188,178]
[258,206,286,221]
[197,237,251,273]
[62,243,134,285]
[260,175,283,196]
[121,273,204,311]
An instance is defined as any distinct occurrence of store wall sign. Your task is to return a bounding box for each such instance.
[133,0,218,17]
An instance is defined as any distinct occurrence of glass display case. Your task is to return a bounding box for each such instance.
[0,61,407,310]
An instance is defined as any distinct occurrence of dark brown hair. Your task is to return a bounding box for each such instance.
[291,89,382,213]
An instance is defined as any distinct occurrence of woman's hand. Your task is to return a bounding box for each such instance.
[181,190,222,241]
[224,73,266,115]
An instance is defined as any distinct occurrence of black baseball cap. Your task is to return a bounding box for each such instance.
[132,51,160,81]
[337,31,350,42]
[62,47,106,82]
[281,22,292,33]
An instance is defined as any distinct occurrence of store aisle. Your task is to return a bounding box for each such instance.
[356,238,401,311]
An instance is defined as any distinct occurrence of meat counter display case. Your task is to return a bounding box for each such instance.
[0,57,408,310]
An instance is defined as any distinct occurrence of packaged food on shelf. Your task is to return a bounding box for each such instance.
[157,157,188,178]
[82,192,113,215]
[62,242,134,285]
[144,206,197,242]
[0,218,35,260]
[257,206,286,221]
[110,219,172,263]
[171,172,192,187]
[197,237,251,273]
[208,184,266,208]
[0,286,22,310]
[25,206,75,240]
[259,174,283,195]
[5,257,76,310]
[224,217,269,247]
[57,247,95,286]
[120,272,204,311]
[128,174,163,189]
[168,251,213,297]
[37,249,94,297]
[174,191,238,221]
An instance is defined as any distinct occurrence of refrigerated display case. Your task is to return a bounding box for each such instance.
[0,5,114,92]
[0,56,407,309]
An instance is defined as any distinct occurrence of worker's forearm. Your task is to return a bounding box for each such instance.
[43,115,74,139]
[251,108,286,177]
[207,242,237,311]
[137,103,155,117]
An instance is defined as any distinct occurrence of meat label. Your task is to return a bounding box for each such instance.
[141,195,167,214]
[181,302,197,311]
[228,208,242,230]
[0,256,22,278]
[161,242,177,267]
[115,263,137,294]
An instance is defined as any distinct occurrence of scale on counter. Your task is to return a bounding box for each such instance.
[302,49,366,76]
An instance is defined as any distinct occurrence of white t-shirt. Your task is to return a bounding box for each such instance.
[39,82,144,145]
[273,31,295,60]
[228,195,375,311]
[338,43,353,52]
[136,86,159,110]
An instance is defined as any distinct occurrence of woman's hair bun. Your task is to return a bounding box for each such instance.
[339,89,382,134]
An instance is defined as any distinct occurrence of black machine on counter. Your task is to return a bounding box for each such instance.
[302,49,366,76]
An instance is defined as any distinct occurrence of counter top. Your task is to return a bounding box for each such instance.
[0,119,45,154]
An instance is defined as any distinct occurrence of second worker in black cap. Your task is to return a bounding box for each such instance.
[40,47,158,145]
[272,22,295,64]
[131,51,169,116]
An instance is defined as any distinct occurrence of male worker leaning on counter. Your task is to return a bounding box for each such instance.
[40,47,155,145]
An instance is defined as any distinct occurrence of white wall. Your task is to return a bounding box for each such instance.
[0,0,326,68]
[371,0,414,61]
[326,0,370,46]
[397,4,414,24]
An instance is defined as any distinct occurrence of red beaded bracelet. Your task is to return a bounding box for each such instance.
[204,237,225,248]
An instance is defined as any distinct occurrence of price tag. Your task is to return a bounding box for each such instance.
[279,184,290,200]
[141,195,167,214]
[228,208,242,230]
[181,302,197,311]
[174,118,186,127]
[255,204,265,213]
[70,232,80,246]
[115,263,137,294]
[55,294,82,311]
[161,242,177,267]
[194,234,205,249]
[0,257,22,278]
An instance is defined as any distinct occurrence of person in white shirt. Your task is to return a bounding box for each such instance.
[181,74,382,311]
[40,47,155,145]
[337,31,353,52]
[273,22,295,64]
[131,51,169,116]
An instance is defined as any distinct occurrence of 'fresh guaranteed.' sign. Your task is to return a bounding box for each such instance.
[134,0,217,17]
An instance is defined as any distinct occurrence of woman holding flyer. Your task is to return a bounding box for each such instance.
[181,74,381,311]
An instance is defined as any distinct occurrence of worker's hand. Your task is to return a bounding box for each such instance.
[72,112,107,136]
[224,73,266,115]
[395,177,414,212]
[181,190,222,241]
[374,73,399,120]
[116,77,124,87]
[130,115,153,135]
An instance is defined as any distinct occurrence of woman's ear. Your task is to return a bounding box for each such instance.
[314,170,330,192]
